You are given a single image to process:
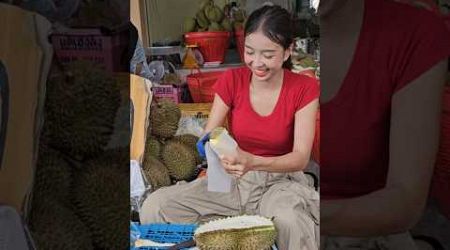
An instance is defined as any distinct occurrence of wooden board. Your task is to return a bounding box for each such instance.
[130,74,152,163]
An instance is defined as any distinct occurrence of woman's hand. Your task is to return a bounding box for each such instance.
[220,147,254,178]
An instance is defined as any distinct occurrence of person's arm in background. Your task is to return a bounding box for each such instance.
[222,99,319,177]
[321,60,447,236]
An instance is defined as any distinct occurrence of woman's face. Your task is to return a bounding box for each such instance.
[244,30,290,82]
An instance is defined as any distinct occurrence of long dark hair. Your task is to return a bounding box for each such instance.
[244,5,293,69]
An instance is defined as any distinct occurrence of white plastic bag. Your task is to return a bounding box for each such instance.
[130,160,147,200]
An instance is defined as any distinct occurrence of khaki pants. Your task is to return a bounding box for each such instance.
[140,171,320,250]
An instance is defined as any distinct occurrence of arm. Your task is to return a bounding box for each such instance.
[222,99,319,176]
[321,60,447,236]
[203,93,230,135]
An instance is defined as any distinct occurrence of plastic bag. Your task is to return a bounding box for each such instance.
[176,116,206,137]
[130,160,148,206]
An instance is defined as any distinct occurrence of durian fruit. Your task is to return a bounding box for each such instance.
[161,141,197,181]
[234,21,244,31]
[233,9,246,22]
[72,166,128,249]
[162,72,182,85]
[199,0,213,10]
[205,5,224,23]
[184,17,197,33]
[173,134,199,148]
[44,60,121,160]
[150,99,181,139]
[142,156,172,191]
[208,22,223,31]
[28,196,94,250]
[87,146,130,174]
[173,134,201,164]
[221,19,233,32]
[196,10,210,28]
[32,145,72,205]
[146,136,162,159]
[194,215,276,250]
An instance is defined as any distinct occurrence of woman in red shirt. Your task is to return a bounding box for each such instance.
[141,5,320,249]
[320,0,449,248]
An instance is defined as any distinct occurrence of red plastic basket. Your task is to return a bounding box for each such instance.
[235,29,245,62]
[184,32,231,63]
[186,70,225,103]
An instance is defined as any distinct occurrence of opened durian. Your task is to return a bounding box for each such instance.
[44,60,121,160]
[142,156,172,191]
[162,141,197,181]
[150,99,181,139]
[28,197,93,250]
[72,166,128,249]
[194,215,276,250]
[209,127,226,142]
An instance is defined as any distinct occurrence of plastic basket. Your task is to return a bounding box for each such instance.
[186,70,224,103]
[133,223,197,250]
[184,31,231,63]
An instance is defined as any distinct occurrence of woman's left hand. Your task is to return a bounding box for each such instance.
[220,148,254,178]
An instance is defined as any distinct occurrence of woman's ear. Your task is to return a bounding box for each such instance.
[284,43,294,62]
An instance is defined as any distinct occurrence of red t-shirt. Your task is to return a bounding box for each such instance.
[213,67,319,157]
[321,0,450,199]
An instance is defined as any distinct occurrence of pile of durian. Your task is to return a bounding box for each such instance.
[142,99,203,191]
[183,0,246,33]
[27,60,129,249]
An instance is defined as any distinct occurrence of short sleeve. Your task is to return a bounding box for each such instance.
[391,12,450,92]
[296,77,320,111]
[212,69,235,107]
